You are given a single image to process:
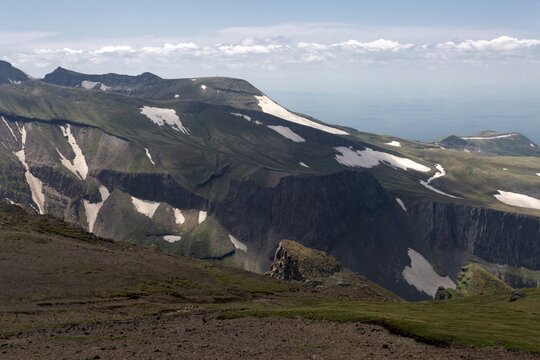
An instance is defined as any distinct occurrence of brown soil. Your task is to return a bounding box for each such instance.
[1,313,537,360]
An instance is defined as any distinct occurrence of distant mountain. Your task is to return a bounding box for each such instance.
[0,60,30,85]
[42,67,265,110]
[0,62,538,301]
[432,130,540,156]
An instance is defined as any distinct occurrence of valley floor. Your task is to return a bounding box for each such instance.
[1,312,537,360]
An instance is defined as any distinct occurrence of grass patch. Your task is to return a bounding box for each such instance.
[209,269,292,294]
[217,288,540,353]
[37,219,91,241]
[109,278,198,299]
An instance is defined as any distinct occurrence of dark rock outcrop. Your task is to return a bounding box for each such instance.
[266,240,399,300]
[96,170,208,210]
[267,240,342,282]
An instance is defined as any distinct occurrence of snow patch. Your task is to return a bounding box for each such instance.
[81,80,99,89]
[14,124,45,214]
[461,133,516,140]
[144,147,155,165]
[173,208,185,224]
[502,168,508,171]
[99,83,110,91]
[83,186,110,232]
[402,248,456,298]
[131,196,160,218]
[268,125,306,142]
[228,235,248,252]
[334,146,430,172]
[230,112,252,121]
[530,143,535,148]
[174,94,180,99]
[419,164,460,199]
[200,84,207,90]
[9,80,22,85]
[163,235,182,243]
[536,173,540,177]
[299,162,310,168]
[464,149,471,153]
[255,95,348,135]
[56,124,88,180]
[386,141,401,147]
[494,190,540,210]
[2,116,17,140]
[254,120,263,125]
[198,210,207,224]
[140,106,188,134]
[396,198,407,212]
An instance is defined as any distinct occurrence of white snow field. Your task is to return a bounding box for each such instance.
[83,186,110,232]
[2,116,17,140]
[494,190,540,210]
[402,248,456,298]
[536,173,540,176]
[200,84,207,91]
[228,235,248,252]
[299,162,310,168]
[230,112,252,121]
[461,133,517,140]
[56,124,88,180]
[419,164,460,199]
[144,148,155,165]
[173,208,185,224]
[14,124,45,214]
[163,235,182,243]
[99,83,110,91]
[334,146,431,172]
[267,125,306,142]
[140,106,188,134]
[386,141,401,147]
[255,95,348,135]
[395,198,407,211]
[81,80,99,89]
[198,210,207,224]
[131,196,160,218]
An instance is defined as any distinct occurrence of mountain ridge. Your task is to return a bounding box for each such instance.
[0,61,538,300]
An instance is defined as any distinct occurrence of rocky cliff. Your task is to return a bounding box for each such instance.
[406,200,540,277]
[267,240,399,300]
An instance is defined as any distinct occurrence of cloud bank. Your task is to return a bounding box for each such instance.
[2,21,539,78]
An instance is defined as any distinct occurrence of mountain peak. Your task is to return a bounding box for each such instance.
[137,71,161,81]
[0,60,30,84]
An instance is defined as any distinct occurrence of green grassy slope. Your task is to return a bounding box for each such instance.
[218,288,540,353]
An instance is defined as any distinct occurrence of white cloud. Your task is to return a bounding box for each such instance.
[4,23,540,79]
[436,36,540,51]
[92,45,134,54]
[331,39,414,52]
[140,42,198,54]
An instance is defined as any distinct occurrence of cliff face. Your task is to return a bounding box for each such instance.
[215,170,423,299]
[407,200,540,271]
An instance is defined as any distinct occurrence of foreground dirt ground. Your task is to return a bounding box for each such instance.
[1,313,537,360]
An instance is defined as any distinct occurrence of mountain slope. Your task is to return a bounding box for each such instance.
[0,60,30,85]
[432,130,540,157]
[0,62,537,300]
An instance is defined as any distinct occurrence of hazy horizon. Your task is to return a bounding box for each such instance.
[2,0,539,143]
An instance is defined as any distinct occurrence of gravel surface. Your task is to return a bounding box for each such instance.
[1,313,537,360]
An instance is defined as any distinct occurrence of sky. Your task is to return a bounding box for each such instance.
[2,0,540,142]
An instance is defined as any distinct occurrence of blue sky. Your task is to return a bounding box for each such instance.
[2,0,540,141]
